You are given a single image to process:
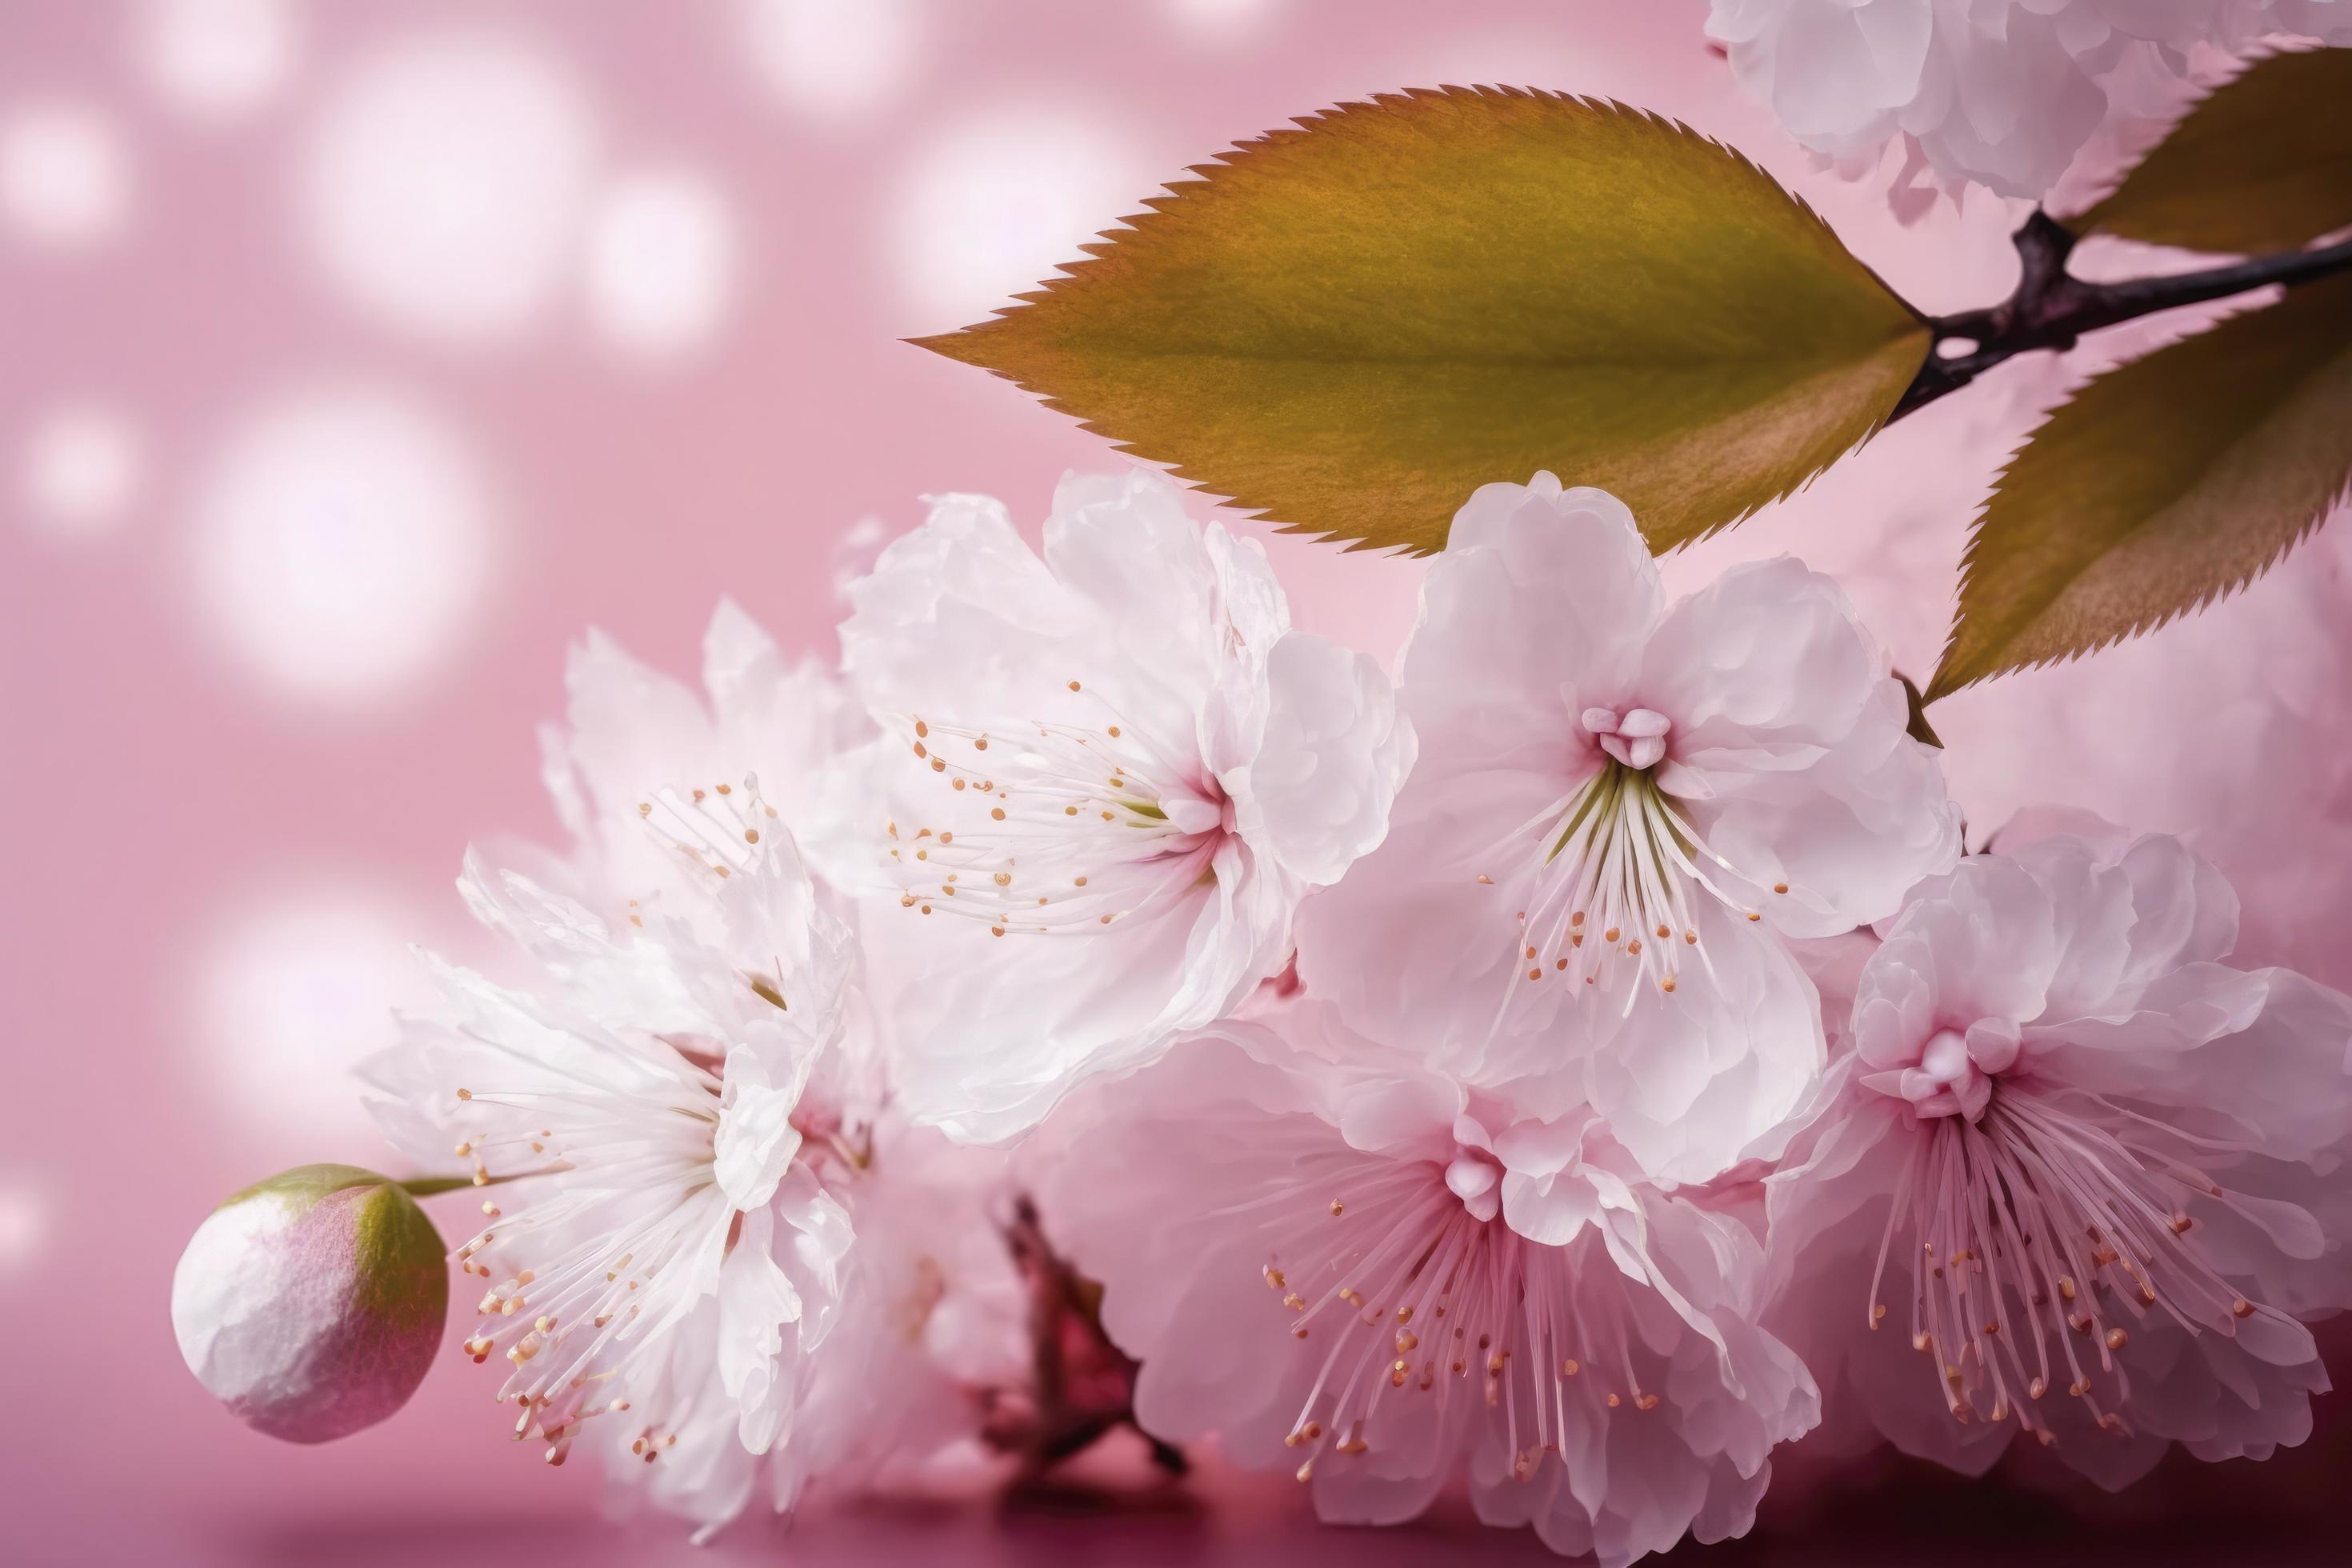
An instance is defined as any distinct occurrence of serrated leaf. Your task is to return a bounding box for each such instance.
[917,87,1929,555]
[2072,47,2352,255]
[1927,273,2352,702]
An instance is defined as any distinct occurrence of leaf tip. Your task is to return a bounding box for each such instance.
[906,328,994,366]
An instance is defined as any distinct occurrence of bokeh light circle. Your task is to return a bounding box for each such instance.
[19,402,142,538]
[138,0,299,119]
[581,167,740,359]
[191,385,495,703]
[739,0,925,121]
[194,888,434,1153]
[0,1179,46,1275]
[1166,0,1284,42]
[0,101,132,250]
[890,104,1148,329]
[299,30,599,345]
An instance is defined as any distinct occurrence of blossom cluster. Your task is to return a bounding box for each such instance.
[1708,0,2352,210]
[351,471,2350,1562]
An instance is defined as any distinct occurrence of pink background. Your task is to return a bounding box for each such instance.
[5,2,2348,1562]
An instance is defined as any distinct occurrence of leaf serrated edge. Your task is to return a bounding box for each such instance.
[912,84,1927,557]
[1923,298,2352,702]
[2062,42,2330,243]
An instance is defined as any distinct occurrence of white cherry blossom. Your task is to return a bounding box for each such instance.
[840,470,1414,1142]
[536,598,881,913]
[1768,822,2352,1486]
[1708,1,2352,206]
[1030,1006,1818,1568]
[366,793,865,1489]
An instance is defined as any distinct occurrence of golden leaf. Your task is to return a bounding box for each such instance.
[917,87,1929,555]
[2071,47,2352,256]
[1928,273,2352,700]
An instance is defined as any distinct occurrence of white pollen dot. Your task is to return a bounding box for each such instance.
[137,0,299,119]
[581,167,739,359]
[195,891,434,1151]
[890,105,1148,330]
[191,386,495,703]
[299,30,599,345]
[19,402,142,537]
[738,0,925,121]
[0,101,132,250]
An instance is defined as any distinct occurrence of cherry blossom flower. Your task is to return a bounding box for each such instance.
[1028,1006,1817,1568]
[535,598,880,912]
[1295,475,1958,1182]
[1766,821,2352,1486]
[1706,2,2352,207]
[366,790,870,1503]
[839,470,1415,1143]
[594,1118,1027,1540]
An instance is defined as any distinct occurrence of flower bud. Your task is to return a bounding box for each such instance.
[171,1163,448,1442]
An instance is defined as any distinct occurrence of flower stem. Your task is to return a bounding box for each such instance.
[399,1172,535,1198]
[397,1176,476,1198]
[1891,211,2352,421]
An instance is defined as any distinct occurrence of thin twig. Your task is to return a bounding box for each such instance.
[983,1195,1188,1485]
[1892,211,2352,420]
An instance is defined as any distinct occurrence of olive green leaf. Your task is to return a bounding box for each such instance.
[916,87,1930,555]
[1928,272,2352,701]
[2071,47,2352,255]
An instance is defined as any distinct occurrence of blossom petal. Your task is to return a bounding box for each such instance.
[842,491,1091,725]
[714,1046,806,1211]
[1230,630,1417,886]
[843,476,1318,1141]
[1562,901,1828,1183]
[1406,474,1662,780]
[1646,558,1959,931]
[717,1206,805,1454]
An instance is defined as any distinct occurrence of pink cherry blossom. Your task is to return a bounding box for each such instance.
[1295,474,1958,1182]
[840,470,1415,1143]
[1767,820,2352,1486]
[1028,1005,1818,1568]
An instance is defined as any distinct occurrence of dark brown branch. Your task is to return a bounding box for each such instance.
[1892,211,2352,421]
[981,1195,1189,1486]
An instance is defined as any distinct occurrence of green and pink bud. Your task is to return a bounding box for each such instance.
[170,1164,450,1442]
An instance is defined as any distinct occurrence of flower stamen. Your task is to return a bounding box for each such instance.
[1482,707,1795,1015]
[1866,1081,2289,1442]
[1251,1145,1667,1484]
[882,689,1227,937]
